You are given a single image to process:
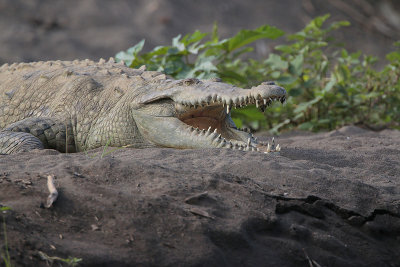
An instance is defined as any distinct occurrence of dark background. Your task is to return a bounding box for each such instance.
[0,0,399,64]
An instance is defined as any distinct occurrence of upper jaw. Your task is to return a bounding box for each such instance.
[137,79,286,109]
[171,81,286,114]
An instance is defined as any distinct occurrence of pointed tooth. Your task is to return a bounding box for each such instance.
[207,126,211,132]
[226,104,230,114]
[276,144,281,152]
[263,99,267,105]
[256,100,259,108]
[247,138,251,146]
[266,143,271,153]
[213,129,217,134]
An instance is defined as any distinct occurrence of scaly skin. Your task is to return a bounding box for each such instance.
[0,58,286,154]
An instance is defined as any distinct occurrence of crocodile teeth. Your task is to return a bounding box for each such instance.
[226,104,230,114]
[266,143,271,153]
[276,144,281,152]
[247,138,251,146]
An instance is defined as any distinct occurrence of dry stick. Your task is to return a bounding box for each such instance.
[45,175,58,208]
[65,122,68,154]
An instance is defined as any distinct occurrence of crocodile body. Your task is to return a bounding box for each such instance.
[0,58,286,154]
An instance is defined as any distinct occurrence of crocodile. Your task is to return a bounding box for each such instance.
[0,58,286,154]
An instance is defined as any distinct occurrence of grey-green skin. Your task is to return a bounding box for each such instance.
[0,58,286,154]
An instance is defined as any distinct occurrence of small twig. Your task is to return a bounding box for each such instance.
[184,191,208,204]
[303,248,314,267]
[303,248,322,267]
[45,175,58,208]
[189,207,215,220]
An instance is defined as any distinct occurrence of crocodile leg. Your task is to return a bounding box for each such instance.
[0,117,76,154]
[0,131,44,154]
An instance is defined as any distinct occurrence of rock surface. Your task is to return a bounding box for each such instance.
[0,126,399,266]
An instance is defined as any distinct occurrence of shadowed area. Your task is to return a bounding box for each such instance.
[0,126,399,266]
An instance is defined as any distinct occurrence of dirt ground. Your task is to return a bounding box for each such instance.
[0,126,399,266]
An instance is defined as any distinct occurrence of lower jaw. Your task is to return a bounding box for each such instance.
[133,110,258,150]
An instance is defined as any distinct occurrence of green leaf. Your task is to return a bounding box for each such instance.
[219,70,248,84]
[172,35,185,51]
[181,30,208,46]
[294,97,322,113]
[232,106,266,121]
[310,14,330,29]
[265,53,288,70]
[212,22,219,42]
[277,75,297,84]
[298,122,315,130]
[227,25,284,52]
[289,88,303,97]
[274,44,294,53]
[127,39,145,55]
[386,51,400,62]
[322,76,336,93]
[232,117,243,128]
[318,118,331,124]
[289,54,304,76]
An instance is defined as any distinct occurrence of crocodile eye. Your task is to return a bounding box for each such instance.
[179,78,201,86]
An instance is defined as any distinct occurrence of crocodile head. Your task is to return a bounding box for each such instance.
[132,78,286,151]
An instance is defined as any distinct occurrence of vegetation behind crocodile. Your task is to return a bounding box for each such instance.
[0,58,286,154]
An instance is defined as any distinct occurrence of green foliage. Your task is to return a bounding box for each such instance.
[38,251,82,267]
[116,15,400,132]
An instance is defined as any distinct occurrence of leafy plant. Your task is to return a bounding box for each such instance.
[116,15,400,133]
[38,251,82,267]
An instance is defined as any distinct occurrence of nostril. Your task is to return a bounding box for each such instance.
[262,81,276,85]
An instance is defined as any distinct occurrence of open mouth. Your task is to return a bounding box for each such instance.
[175,93,286,151]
